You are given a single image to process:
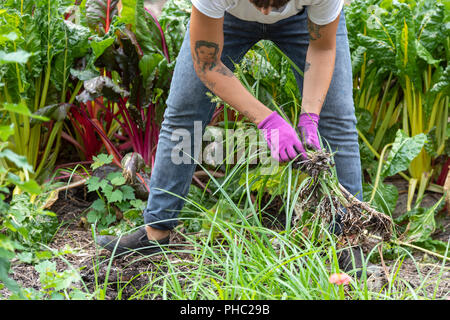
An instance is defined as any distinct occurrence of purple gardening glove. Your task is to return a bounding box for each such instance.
[298,112,321,151]
[258,111,307,162]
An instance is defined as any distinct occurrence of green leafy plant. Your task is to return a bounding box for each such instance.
[2,193,58,248]
[365,129,427,214]
[84,154,145,232]
[32,259,88,300]
[346,0,449,198]
[0,118,58,259]
[4,243,93,300]
[362,128,447,258]
[0,121,61,298]
[63,0,177,170]
[0,0,91,182]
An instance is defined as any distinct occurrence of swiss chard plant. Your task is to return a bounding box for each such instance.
[0,0,92,182]
[346,0,449,203]
[63,0,178,171]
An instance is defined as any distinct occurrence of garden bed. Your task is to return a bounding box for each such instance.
[3,176,448,300]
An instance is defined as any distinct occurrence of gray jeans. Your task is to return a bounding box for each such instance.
[143,8,363,230]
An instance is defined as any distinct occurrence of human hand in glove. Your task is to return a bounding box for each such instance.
[258,111,307,162]
[298,112,321,151]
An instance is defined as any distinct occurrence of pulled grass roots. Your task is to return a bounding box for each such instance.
[295,150,394,243]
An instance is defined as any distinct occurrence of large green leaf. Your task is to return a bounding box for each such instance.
[431,64,450,94]
[50,21,91,92]
[394,2,421,89]
[350,46,367,75]
[136,52,164,106]
[139,53,163,85]
[118,0,137,28]
[0,148,33,171]
[23,21,42,80]
[0,125,14,142]
[363,181,398,215]
[394,196,445,243]
[415,39,440,64]
[157,0,191,60]
[3,102,50,121]
[355,108,373,135]
[416,2,445,54]
[6,172,41,194]
[381,129,427,178]
[85,0,120,34]
[0,255,22,298]
[91,36,116,59]
[70,31,116,82]
[135,0,163,56]
[343,0,374,48]
[357,34,396,70]
[0,31,18,44]
[29,103,71,126]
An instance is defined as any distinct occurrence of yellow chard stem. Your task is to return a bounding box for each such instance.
[39,52,52,109]
[417,91,423,135]
[369,143,393,204]
[402,101,409,136]
[360,25,367,88]
[405,79,413,131]
[427,92,442,133]
[34,122,63,178]
[415,170,433,208]
[407,178,417,212]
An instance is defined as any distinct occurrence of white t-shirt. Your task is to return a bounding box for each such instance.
[191,0,344,25]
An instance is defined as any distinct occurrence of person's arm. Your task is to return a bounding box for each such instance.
[301,13,340,115]
[189,6,272,125]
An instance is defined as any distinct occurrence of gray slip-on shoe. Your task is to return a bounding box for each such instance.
[338,246,364,278]
[96,227,170,257]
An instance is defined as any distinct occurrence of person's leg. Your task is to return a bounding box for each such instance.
[267,8,363,202]
[97,14,263,255]
[143,13,263,234]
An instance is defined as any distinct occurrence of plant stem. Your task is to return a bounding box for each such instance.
[369,143,393,204]
[369,234,450,262]
[407,178,417,212]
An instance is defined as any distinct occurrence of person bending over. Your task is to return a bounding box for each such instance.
[98,0,364,275]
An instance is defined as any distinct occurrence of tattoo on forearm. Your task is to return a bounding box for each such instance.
[193,40,255,123]
[195,40,219,72]
[194,40,234,77]
[307,18,322,41]
[202,77,217,90]
[216,65,234,77]
[305,61,311,73]
[194,39,235,91]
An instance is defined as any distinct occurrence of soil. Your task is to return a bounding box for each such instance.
[1,174,448,300]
